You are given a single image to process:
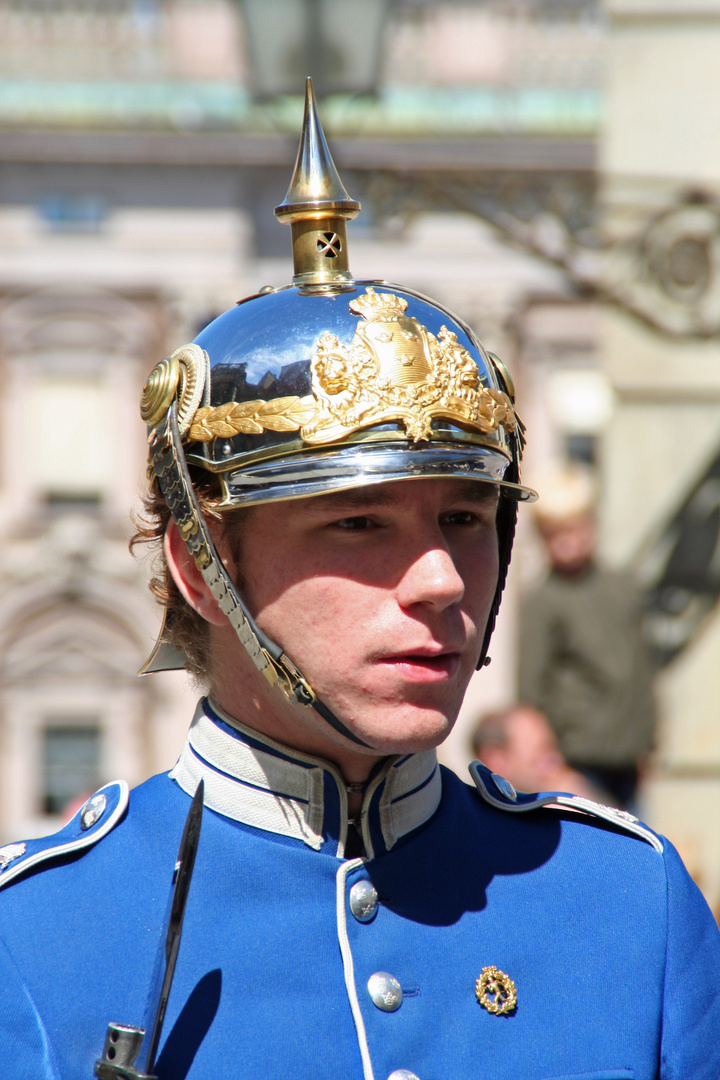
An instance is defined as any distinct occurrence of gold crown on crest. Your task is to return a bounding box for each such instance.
[348,288,408,321]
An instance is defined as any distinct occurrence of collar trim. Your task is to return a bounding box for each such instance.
[170,698,442,857]
[378,751,441,851]
[170,700,326,849]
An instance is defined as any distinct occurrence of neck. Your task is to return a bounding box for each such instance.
[209,678,386,789]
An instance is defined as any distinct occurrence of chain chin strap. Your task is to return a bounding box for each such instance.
[148,403,372,749]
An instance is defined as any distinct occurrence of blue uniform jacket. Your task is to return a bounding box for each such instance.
[1,696,719,1080]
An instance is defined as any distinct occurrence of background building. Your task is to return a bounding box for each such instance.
[0,0,717,913]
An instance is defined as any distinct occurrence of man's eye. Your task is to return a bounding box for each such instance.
[443,511,477,526]
[443,509,497,527]
[334,516,373,531]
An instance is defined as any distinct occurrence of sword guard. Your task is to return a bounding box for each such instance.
[94,1023,157,1080]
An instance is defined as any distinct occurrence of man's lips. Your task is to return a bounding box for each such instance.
[376,648,463,680]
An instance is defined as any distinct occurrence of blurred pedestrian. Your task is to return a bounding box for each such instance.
[471,704,611,802]
[518,464,656,810]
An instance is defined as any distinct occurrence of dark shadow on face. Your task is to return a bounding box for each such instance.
[156,968,222,1080]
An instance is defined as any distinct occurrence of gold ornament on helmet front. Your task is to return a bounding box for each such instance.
[186,288,517,449]
[190,396,317,441]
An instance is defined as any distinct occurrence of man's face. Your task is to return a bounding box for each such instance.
[538,512,596,575]
[214,478,499,762]
[480,709,564,794]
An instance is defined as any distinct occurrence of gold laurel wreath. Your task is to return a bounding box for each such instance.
[187,388,515,444]
[475,966,517,1016]
[188,396,317,442]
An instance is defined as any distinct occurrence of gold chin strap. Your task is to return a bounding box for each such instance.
[148,403,283,692]
[143,399,373,749]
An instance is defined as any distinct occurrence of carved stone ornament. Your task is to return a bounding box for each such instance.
[466,192,720,340]
[475,965,517,1016]
[188,288,517,447]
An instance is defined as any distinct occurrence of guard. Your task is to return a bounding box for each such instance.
[0,80,718,1080]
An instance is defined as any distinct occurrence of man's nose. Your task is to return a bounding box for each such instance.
[395,539,465,611]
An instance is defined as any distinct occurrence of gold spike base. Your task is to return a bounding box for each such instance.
[290,216,353,285]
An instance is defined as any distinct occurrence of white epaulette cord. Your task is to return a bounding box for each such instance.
[469,761,663,854]
[0,780,129,891]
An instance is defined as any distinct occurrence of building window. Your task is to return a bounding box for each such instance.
[38,194,108,234]
[42,724,101,816]
[565,432,596,466]
[45,493,102,516]
[28,373,112,502]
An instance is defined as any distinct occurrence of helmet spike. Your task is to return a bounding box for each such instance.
[275,77,360,286]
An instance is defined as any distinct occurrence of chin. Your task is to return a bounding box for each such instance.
[347,707,457,756]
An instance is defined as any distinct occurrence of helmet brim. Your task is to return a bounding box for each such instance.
[218,441,537,507]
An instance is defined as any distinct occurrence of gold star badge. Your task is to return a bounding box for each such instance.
[475,966,517,1015]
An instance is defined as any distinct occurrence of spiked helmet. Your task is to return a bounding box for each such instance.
[139,79,535,747]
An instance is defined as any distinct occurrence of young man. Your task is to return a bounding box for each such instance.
[0,82,718,1080]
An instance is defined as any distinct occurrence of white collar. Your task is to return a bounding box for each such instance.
[169,698,442,860]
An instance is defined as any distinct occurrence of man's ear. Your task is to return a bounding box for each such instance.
[164,519,227,627]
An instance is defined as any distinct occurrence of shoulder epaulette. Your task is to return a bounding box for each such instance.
[0,780,129,891]
[469,761,662,854]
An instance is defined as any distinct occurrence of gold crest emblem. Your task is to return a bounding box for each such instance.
[475,966,517,1016]
[302,288,516,444]
[185,289,516,448]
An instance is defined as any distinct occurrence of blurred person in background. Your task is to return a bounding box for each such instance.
[518,464,656,811]
[471,704,612,802]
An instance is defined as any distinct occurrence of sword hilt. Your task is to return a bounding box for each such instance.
[94,1022,157,1080]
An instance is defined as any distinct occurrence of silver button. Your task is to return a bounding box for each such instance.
[350,880,378,922]
[388,1072,420,1080]
[491,773,517,802]
[368,972,403,1012]
[80,793,107,831]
